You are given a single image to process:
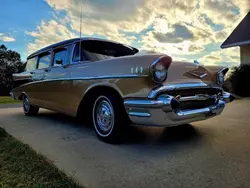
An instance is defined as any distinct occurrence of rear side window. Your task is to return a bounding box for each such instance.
[72,43,88,62]
[53,48,68,66]
[38,53,51,69]
[25,57,37,71]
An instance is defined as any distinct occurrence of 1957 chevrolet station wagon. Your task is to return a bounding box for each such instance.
[11,38,235,143]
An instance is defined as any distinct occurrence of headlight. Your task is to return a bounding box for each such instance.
[151,56,172,84]
[153,63,167,83]
[217,72,225,85]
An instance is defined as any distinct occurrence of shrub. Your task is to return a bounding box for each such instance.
[226,64,250,97]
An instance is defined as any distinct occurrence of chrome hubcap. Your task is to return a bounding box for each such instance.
[93,96,114,136]
[23,97,30,112]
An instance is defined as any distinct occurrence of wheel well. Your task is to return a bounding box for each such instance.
[18,93,25,100]
[76,86,123,122]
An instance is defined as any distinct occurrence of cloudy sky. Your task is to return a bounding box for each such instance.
[1,0,249,66]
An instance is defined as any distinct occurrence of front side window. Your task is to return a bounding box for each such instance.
[25,57,37,71]
[38,53,51,69]
[53,48,68,66]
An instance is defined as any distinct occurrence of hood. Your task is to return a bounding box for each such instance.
[165,61,217,86]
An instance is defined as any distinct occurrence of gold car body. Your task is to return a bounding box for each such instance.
[11,38,234,127]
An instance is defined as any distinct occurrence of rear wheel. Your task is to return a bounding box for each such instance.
[92,93,128,143]
[23,95,39,116]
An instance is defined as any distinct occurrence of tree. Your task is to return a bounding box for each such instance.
[0,45,24,96]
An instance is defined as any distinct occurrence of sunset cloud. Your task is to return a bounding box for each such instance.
[22,0,250,66]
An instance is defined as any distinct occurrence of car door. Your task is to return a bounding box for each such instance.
[42,45,72,114]
[22,55,47,107]
[32,51,52,107]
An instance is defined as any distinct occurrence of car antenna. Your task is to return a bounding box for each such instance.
[79,6,82,63]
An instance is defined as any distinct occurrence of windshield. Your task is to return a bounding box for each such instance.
[80,40,138,61]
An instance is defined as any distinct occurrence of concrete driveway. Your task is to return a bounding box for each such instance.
[0,100,250,188]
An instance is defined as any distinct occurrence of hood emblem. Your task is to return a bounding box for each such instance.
[188,71,207,79]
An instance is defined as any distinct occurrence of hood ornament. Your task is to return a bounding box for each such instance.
[188,71,207,79]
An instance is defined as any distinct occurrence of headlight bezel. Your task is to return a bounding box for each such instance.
[217,68,228,86]
[150,56,172,84]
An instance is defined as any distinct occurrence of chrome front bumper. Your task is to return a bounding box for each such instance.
[124,91,234,127]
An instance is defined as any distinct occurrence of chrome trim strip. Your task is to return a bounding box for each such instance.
[19,74,148,87]
[148,82,214,99]
[124,95,173,109]
[179,94,212,102]
[128,112,151,117]
[176,108,210,116]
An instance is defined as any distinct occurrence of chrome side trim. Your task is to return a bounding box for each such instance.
[128,112,151,117]
[124,95,173,109]
[148,82,212,99]
[19,74,148,87]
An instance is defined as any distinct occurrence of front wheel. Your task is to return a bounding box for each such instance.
[23,95,39,116]
[92,93,128,143]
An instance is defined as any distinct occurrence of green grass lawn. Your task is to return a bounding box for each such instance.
[0,128,82,188]
[0,96,20,104]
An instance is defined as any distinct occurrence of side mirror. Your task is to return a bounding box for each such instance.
[56,59,63,65]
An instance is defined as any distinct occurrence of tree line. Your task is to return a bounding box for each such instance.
[0,45,25,96]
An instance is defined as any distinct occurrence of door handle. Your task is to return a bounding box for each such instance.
[30,71,35,74]
[45,69,50,72]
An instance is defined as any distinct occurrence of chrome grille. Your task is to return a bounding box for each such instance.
[161,87,222,110]
[162,88,222,97]
[179,97,216,110]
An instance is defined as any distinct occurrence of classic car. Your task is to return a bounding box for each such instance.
[11,38,235,143]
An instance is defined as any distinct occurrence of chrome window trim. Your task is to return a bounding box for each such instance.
[148,82,221,99]
[71,43,77,63]
[19,74,148,87]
